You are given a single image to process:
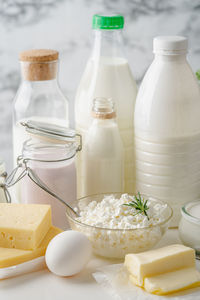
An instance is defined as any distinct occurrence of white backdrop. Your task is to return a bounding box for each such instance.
[1,0,200,170]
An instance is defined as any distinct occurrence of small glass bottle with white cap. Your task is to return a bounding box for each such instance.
[134,36,200,227]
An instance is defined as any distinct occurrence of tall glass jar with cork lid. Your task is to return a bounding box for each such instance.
[13,49,69,167]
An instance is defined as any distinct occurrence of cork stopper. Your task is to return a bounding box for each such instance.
[19,49,59,81]
[19,49,58,62]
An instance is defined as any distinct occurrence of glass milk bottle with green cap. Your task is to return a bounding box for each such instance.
[75,14,137,197]
[134,36,200,227]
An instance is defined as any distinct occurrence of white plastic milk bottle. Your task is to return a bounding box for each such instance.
[134,36,200,227]
[75,15,137,197]
[82,97,124,196]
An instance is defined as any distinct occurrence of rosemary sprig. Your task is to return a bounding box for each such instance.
[123,192,149,220]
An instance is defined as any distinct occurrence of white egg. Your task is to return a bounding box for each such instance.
[45,230,92,277]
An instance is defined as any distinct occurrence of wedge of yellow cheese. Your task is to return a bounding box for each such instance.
[0,203,51,250]
[125,244,195,286]
[142,267,200,295]
[0,226,62,268]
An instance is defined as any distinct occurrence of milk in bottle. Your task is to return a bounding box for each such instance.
[75,15,137,197]
[82,97,124,196]
[134,36,200,227]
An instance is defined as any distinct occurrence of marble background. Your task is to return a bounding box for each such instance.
[1,0,200,171]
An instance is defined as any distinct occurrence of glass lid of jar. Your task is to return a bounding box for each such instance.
[21,120,76,143]
[181,201,200,225]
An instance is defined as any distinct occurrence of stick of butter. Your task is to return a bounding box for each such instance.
[141,267,200,295]
[0,226,62,268]
[124,244,195,286]
[0,203,51,250]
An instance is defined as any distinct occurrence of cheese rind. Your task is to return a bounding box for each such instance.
[0,203,52,250]
[124,244,195,286]
[143,268,200,295]
[0,226,62,268]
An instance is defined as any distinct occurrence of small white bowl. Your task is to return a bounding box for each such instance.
[179,201,200,259]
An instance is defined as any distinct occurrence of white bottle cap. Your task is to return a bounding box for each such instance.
[153,36,188,55]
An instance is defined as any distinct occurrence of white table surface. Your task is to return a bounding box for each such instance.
[0,229,181,300]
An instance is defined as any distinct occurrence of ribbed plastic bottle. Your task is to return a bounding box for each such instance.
[134,36,200,227]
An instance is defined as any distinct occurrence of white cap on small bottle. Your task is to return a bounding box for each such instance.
[153,36,188,55]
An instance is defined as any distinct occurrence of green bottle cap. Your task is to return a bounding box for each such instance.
[196,70,200,81]
[92,14,124,30]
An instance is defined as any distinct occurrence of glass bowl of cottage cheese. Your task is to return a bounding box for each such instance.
[66,193,172,259]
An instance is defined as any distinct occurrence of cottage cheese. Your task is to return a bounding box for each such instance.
[77,194,168,229]
[73,194,170,258]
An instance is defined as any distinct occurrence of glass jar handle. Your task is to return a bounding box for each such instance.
[76,133,82,152]
[0,158,79,217]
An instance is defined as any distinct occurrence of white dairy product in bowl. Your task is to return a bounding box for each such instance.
[134,36,200,227]
[179,201,200,258]
[66,193,172,259]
